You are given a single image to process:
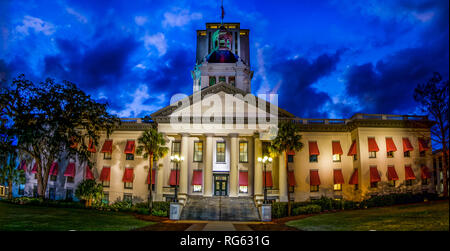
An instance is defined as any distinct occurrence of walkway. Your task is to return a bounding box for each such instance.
[184,221,254,231]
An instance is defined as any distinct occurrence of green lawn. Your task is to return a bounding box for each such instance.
[286,201,449,231]
[0,201,155,231]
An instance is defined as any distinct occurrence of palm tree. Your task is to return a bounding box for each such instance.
[136,126,169,212]
[268,121,303,216]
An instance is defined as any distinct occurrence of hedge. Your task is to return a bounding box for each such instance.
[292,205,321,216]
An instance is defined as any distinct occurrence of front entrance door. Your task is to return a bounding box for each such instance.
[214,174,228,196]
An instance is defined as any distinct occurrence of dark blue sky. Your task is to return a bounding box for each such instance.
[0,0,448,119]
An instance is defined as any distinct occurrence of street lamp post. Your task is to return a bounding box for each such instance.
[258,156,273,204]
[170,155,184,203]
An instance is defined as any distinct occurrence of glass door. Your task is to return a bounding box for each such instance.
[214,174,228,196]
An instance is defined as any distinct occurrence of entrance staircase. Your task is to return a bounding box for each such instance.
[180,196,260,221]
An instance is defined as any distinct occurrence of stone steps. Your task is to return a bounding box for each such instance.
[180,196,260,221]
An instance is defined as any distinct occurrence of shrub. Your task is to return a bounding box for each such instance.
[152,201,170,213]
[136,208,150,215]
[292,205,321,215]
[271,202,288,219]
[311,196,333,211]
[134,202,149,209]
[152,209,168,217]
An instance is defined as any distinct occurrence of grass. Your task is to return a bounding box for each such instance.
[286,200,449,231]
[0,201,155,231]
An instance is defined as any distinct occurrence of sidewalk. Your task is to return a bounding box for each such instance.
[184,221,254,231]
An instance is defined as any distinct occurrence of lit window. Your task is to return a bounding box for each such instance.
[369,151,377,158]
[194,141,203,162]
[193,185,202,192]
[239,142,248,163]
[239,186,248,193]
[387,151,394,158]
[216,142,226,163]
[172,142,181,156]
[389,180,396,187]
[289,186,295,193]
[310,185,319,192]
[124,182,133,189]
[333,184,342,191]
[333,154,341,162]
[104,152,112,160]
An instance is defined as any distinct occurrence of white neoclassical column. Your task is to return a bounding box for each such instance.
[254,135,263,201]
[204,134,214,197]
[248,137,254,196]
[278,152,288,202]
[179,133,189,203]
[229,133,239,197]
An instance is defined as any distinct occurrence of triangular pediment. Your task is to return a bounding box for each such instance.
[151,83,295,123]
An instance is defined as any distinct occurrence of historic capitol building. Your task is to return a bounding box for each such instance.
[19,22,436,219]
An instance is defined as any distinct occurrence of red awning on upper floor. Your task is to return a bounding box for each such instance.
[387,166,399,181]
[122,168,134,183]
[310,170,320,186]
[192,170,202,185]
[402,138,414,152]
[405,165,416,180]
[309,141,320,156]
[347,140,357,156]
[368,138,379,152]
[386,138,397,152]
[349,169,358,185]
[169,170,180,186]
[49,162,58,176]
[332,141,343,155]
[99,167,110,181]
[85,166,94,180]
[64,163,76,177]
[101,140,113,153]
[333,169,344,184]
[263,171,273,187]
[370,166,381,183]
[124,140,136,154]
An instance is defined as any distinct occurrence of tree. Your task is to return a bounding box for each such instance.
[268,121,304,216]
[414,72,449,197]
[0,74,120,199]
[75,179,103,207]
[136,126,169,212]
[0,142,26,200]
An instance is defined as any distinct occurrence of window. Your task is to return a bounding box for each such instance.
[332,154,341,162]
[354,184,359,191]
[124,182,133,189]
[219,76,226,82]
[33,185,38,198]
[126,153,134,160]
[65,189,73,201]
[50,175,57,182]
[193,185,202,192]
[102,181,110,188]
[370,182,378,188]
[216,142,226,163]
[333,184,342,191]
[49,187,55,200]
[67,176,74,183]
[194,141,203,162]
[387,151,394,158]
[420,151,426,157]
[353,154,358,161]
[369,151,377,158]
[209,76,216,86]
[172,141,181,156]
[406,180,413,186]
[289,186,295,193]
[18,184,25,196]
[310,185,319,192]
[404,151,410,157]
[229,76,236,86]
[239,142,248,163]
[422,179,428,185]
[123,193,133,202]
[288,154,294,163]
[104,152,112,160]
[149,184,155,191]
[239,186,248,193]
[309,155,318,163]
[389,180,396,187]
[34,173,38,179]
[102,192,109,204]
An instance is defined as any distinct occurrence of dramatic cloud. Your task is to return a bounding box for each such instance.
[15,16,55,36]
[66,7,88,24]
[143,33,167,57]
[162,9,203,28]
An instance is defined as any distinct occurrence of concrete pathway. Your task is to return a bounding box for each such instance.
[184,221,254,231]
